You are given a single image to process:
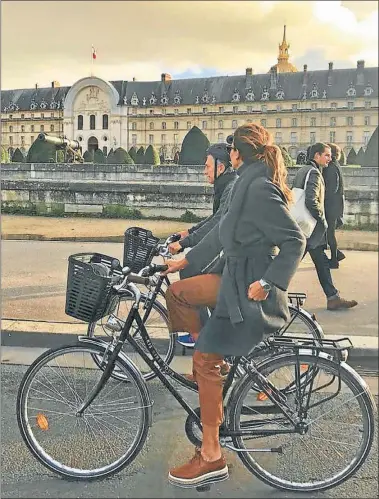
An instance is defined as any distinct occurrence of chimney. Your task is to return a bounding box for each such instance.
[303,64,308,72]
[302,65,308,86]
[132,77,136,82]
[35,83,38,90]
[161,73,172,83]
[328,62,333,86]
[270,66,277,90]
[246,67,253,76]
[356,60,365,85]
[51,80,60,88]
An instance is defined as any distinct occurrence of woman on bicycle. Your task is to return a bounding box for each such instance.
[162,123,306,488]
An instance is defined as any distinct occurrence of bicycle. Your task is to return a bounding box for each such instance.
[87,227,324,381]
[17,256,376,492]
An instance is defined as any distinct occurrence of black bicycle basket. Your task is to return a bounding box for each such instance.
[65,252,122,323]
[123,227,160,273]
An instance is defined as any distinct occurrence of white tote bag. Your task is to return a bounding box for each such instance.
[290,168,317,238]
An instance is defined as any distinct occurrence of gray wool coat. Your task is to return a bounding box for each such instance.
[186,160,306,357]
[292,161,328,249]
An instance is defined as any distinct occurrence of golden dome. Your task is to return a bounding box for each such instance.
[270,25,297,73]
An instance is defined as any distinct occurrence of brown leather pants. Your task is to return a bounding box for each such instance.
[165,274,224,427]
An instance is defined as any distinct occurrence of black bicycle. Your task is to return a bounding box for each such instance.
[17,255,376,493]
[87,227,324,381]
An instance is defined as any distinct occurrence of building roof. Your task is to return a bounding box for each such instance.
[1,65,377,112]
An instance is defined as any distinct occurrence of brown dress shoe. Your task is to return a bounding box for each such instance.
[327,297,358,310]
[168,448,229,488]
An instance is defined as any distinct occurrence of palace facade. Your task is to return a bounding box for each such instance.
[1,28,378,160]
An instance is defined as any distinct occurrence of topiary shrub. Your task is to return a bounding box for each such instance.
[108,147,134,164]
[179,126,210,165]
[26,137,56,163]
[144,144,160,165]
[346,147,357,165]
[136,146,146,164]
[11,147,25,163]
[128,146,138,163]
[340,150,346,166]
[362,127,378,167]
[1,146,10,163]
[355,147,365,166]
[279,146,293,168]
[83,150,94,162]
[94,149,106,164]
[56,150,65,163]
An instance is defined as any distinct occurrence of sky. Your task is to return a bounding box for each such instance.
[1,0,378,90]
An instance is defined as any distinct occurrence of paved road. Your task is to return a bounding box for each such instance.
[1,364,378,499]
[2,241,378,336]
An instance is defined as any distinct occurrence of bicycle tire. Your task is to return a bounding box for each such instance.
[227,352,376,493]
[17,341,151,480]
[87,292,175,382]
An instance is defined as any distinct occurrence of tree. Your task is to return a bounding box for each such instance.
[144,144,160,165]
[136,146,146,164]
[296,151,307,165]
[108,147,134,164]
[56,150,65,163]
[346,147,357,165]
[279,146,293,168]
[355,147,365,166]
[128,146,138,163]
[83,150,94,162]
[179,126,210,165]
[1,146,10,163]
[362,127,378,168]
[26,138,56,163]
[340,150,346,166]
[11,147,25,163]
[94,149,106,164]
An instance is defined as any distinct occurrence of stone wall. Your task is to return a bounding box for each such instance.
[1,163,378,227]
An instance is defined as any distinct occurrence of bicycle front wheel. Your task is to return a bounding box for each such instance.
[88,291,175,381]
[228,352,376,493]
[17,342,151,480]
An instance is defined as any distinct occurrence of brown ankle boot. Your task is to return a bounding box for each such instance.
[327,296,358,310]
[168,448,228,488]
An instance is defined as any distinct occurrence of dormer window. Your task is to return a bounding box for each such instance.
[130,92,139,106]
[346,84,356,97]
[261,88,269,101]
[364,84,373,96]
[276,89,285,100]
[232,89,240,102]
[245,89,255,101]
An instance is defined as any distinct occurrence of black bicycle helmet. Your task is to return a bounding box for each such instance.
[205,142,232,181]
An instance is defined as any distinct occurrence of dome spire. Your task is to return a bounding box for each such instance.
[270,25,297,73]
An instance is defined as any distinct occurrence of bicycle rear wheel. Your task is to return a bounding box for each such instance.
[17,342,151,480]
[228,352,376,492]
[88,291,175,381]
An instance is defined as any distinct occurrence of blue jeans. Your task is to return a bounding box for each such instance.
[307,246,338,299]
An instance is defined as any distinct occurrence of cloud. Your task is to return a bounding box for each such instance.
[1,1,377,89]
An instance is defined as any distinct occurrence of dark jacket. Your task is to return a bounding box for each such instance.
[323,160,344,220]
[292,161,327,249]
[186,161,306,356]
[180,169,237,249]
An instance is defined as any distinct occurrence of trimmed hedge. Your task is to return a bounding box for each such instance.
[179,126,209,165]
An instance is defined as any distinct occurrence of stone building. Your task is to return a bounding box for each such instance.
[1,28,378,161]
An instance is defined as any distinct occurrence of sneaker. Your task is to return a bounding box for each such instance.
[327,297,358,311]
[168,447,229,488]
[177,333,196,348]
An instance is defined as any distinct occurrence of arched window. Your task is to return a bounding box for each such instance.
[89,114,96,130]
[9,126,13,132]
[102,114,108,130]
[174,121,179,130]
[276,118,281,128]
[77,115,83,130]
[218,120,223,129]
[149,122,154,130]
[40,125,44,132]
[50,124,54,132]
[162,122,167,130]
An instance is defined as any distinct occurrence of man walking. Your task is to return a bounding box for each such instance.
[323,143,346,268]
[292,142,357,311]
